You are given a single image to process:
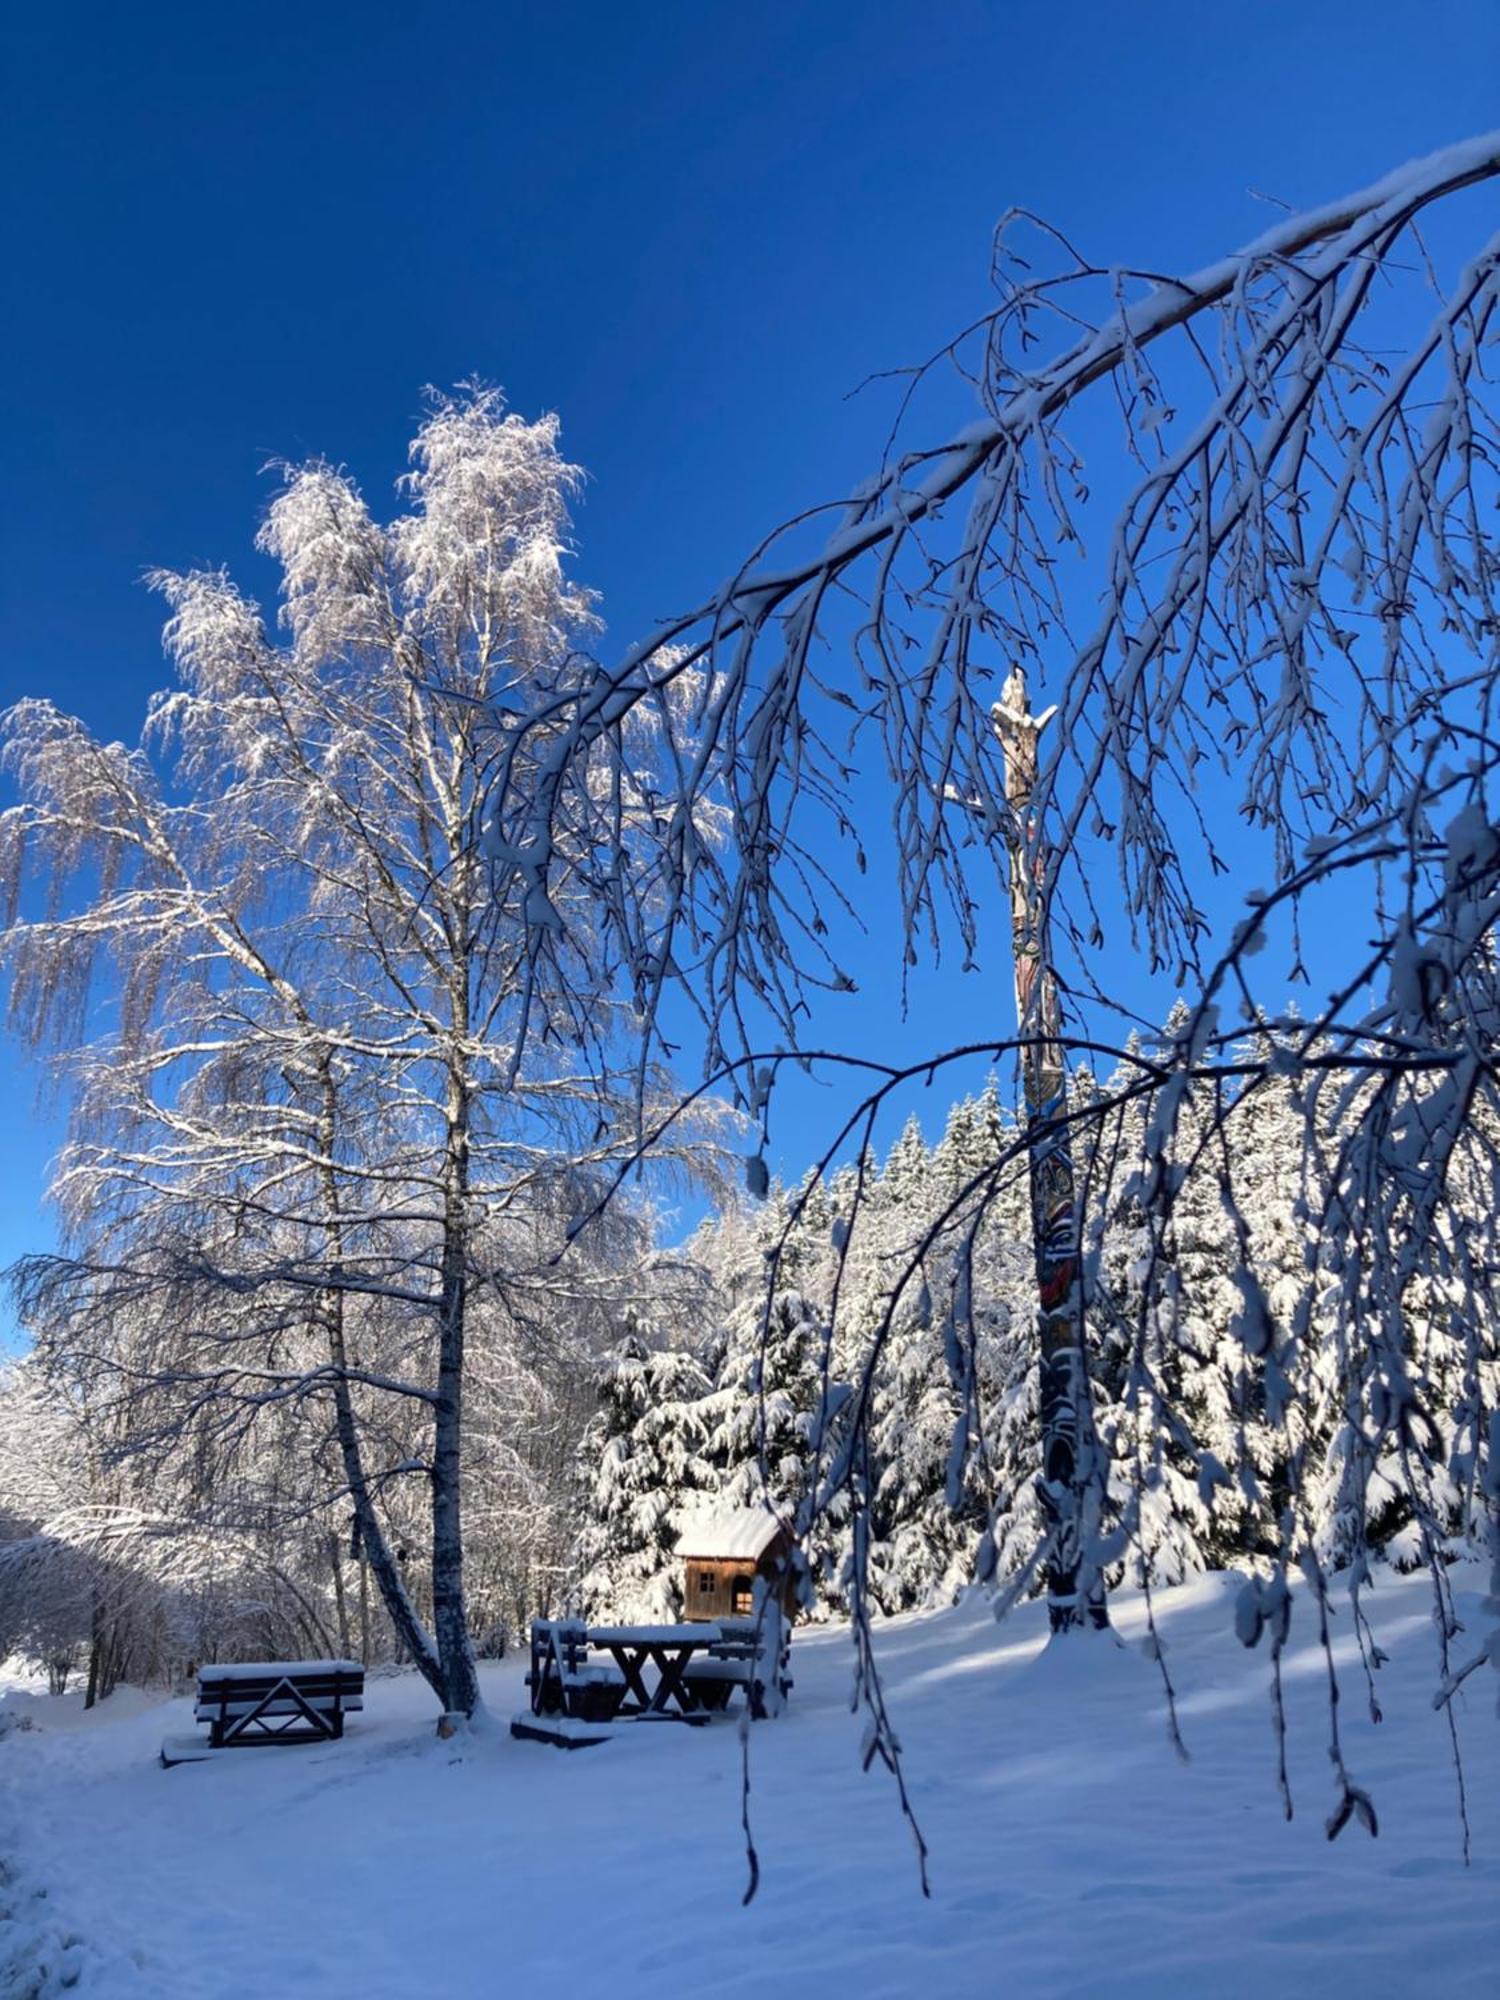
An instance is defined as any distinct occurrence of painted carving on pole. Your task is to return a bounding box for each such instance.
[993,667,1108,1633]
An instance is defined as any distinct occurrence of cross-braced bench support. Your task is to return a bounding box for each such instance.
[193,1662,366,1749]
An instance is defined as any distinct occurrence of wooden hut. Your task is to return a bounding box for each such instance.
[675,1504,797,1622]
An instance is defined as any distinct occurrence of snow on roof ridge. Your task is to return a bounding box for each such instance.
[673,1502,785,1561]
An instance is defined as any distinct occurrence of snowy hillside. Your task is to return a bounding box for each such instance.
[3,1564,1496,1999]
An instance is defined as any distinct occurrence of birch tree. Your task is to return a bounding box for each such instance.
[2,385,699,1719]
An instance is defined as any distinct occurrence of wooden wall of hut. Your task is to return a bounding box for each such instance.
[684,1558,758,1621]
[682,1544,799,1621]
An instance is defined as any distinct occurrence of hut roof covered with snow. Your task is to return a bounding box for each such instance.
[673,1503,785,1562]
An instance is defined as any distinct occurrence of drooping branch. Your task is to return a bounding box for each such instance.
[489,133,1500,1093]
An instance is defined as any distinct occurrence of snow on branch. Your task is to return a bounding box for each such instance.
[483,137,1500,1841]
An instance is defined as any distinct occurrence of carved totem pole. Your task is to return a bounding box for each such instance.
[993,666,1110,1634]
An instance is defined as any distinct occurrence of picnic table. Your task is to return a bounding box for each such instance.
[526,1618,790,1727]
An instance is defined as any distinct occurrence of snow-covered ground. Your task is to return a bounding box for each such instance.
[3,1565,1495,1999]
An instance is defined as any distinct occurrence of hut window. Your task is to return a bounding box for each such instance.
[696,1571,714,1595]
[730,1576,755,1615]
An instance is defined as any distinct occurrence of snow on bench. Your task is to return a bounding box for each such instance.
[163,1660,365,1765]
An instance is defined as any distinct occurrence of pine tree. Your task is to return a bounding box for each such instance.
[866,1085,1031,1609]
[700,1286,846,1611]
[572,1329,716,1622]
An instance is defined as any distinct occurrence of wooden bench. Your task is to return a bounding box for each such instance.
[678,1656,750,1712]
[685,1622,793,1718]
[525,1625,630,1722]
[192,1660,365,1748]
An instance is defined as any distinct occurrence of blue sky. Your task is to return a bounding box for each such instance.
[2,0,1497,1312]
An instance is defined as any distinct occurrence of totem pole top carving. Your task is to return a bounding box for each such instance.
[991,664,1058,817]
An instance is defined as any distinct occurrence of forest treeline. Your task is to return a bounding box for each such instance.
[5,1016,1493,1702]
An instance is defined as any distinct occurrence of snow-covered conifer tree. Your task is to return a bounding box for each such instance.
[572,1326,718,1622]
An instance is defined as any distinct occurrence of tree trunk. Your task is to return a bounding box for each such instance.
[315,1058,448,1704]
[994,669,1109,1634]
[358,1545,371,1666]
[329,1531,352,1658]
[84,1623,101,1711]
[324,1315,446,1692]
[430,1034,480,1718]
[84,1592,120,1706]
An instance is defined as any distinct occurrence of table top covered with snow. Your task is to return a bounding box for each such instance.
[581,1624,747,1646]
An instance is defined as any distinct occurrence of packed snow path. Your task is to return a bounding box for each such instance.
[3,1566,1496,1998]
